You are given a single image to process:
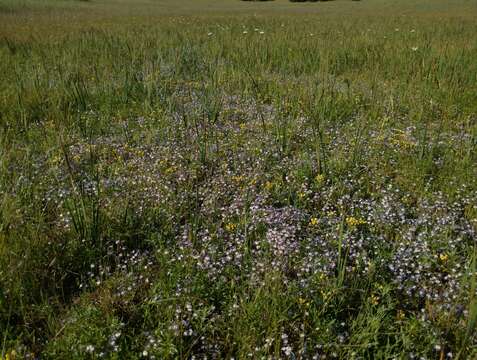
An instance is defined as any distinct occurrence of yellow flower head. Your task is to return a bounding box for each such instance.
[225,223,237,232]
[309,217,319,226]
[4,350,17,360]
[165,166,175,175]
[264,181,273,191]
[315,174,325,184]
[346,216,367,227]
[232,175,244,183]
[370,294,380,306]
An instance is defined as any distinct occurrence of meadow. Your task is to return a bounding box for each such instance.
[1,0,477,358]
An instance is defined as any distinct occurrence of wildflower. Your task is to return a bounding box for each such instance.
[282,346,293,356]
[264,181,273,191]
[391,132,416,149]
[4,350,17,360]
[225,223,237,232]
[207,32,213,36]
[315,174,325,184]
[259,31,264,35]
[85,345,95,353]
[346,216,366,227]
[243,31,248,34]
[370,294,380,305]
[309,217,319,226]
[411,46,419,51]
[397,310,405,320]
[232,175,244,183]
[439,253,449,262]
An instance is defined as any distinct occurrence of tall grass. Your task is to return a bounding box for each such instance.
[1,0,476,358]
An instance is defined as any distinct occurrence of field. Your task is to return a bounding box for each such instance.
[1,0,477,358]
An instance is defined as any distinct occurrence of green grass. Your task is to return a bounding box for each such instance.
[1,0,477,358]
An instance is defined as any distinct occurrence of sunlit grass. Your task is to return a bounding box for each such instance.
[1,0,477,358]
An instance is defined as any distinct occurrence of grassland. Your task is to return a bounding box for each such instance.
[1,0,477,358]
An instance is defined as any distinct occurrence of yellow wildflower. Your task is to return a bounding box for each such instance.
[4,350,17,360]
[309,217,319,226]
[232,175,244,183]
[315,174,325,184]
[225,223,237,232]
[439,253,449,262]
[346,216,367,227]
[370,294,380,306]
[264,181,273,191]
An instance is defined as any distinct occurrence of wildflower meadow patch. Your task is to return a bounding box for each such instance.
[1,0,477,358]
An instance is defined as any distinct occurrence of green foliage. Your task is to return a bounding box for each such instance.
[0,0,477,358]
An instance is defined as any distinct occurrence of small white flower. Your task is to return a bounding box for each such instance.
[85,345,95,353]
[243,31,248,34]
[259,31,265,35]
[282,346,293,356]
[411,46,419,52]
[207,32,213,36]
[410,29,416,33]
